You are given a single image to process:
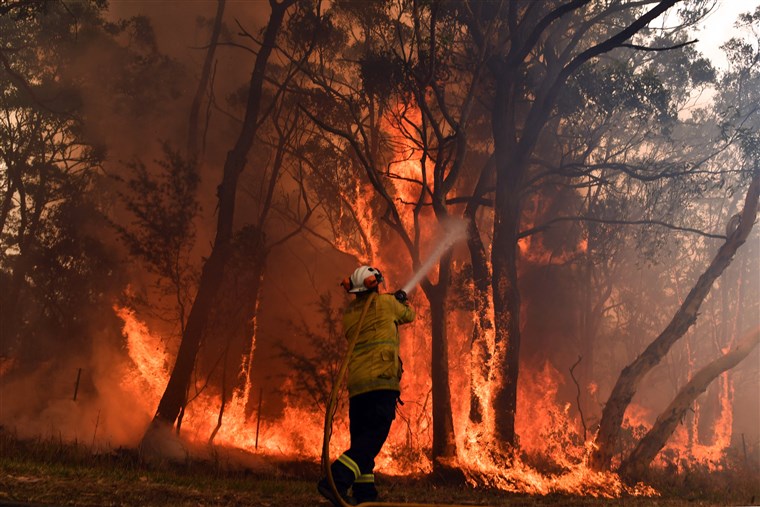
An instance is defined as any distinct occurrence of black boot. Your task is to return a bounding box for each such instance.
[317,478,356,506]
[352,481,378,504]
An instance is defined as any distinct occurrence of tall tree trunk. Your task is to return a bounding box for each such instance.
[187,0,225,161]
[464,159,493,425]
[619,326,760,480]
[467,216,492,425]
[490,202,521,448]
[489,61,525,448]
[424,254,457,464]
[591,169,760,471]
[148,0,294,431]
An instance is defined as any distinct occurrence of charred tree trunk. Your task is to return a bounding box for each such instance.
[490,194,522,448]
[187,0,225,161]
[619,326,760,480]
[490,64,525,447]
[466,216,492,425]
[464,159,493,425]
[591,170,760,471]
[423,254,457,464]
[147,0,294,433]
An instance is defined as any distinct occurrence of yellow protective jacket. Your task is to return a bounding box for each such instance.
[344,292,415,398]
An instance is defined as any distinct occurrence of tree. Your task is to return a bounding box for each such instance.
[299,0,492,465]
[591,7,760,470]
[115,144,200,338]
[457,0,718,449]
[277,291,347,414]
[147,0,297,435]
[619,325,760,480]
[519,15,721,432]
[0,1,114,363]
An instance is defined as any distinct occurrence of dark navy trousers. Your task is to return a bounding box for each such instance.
[330,389,398,501]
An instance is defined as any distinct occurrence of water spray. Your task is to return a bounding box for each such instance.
[400,219,469,295]
[323,219,494,507]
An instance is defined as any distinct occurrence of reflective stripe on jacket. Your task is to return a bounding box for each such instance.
[344,293,415,397]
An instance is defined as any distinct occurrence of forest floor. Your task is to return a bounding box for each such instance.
[0,431,756,507]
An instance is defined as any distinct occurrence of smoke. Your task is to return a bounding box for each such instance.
[0,331,153,448]
[1,1,758,485]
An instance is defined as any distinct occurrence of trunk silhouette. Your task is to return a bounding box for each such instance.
[620,326,760,480]
[422,253,458,462]
[591,169,760,471]
[146,0,295,434]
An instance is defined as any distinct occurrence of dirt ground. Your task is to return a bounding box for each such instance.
[0,459,749,507]
[0,434,755,507]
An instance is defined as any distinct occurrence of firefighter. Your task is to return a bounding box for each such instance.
[318,265,415,506]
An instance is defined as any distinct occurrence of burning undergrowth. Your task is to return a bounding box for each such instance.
[0,286,752,499]
[117,307,662,496]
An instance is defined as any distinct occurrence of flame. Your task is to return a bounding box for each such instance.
[115,305,430,474]
[664,372,734,472]
[106,98,739,498]
[458,362,658,497]
[116,306,169,410]
[333,180,382,262]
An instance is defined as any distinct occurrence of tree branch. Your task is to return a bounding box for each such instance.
[618,39,697,52]
[520,215,727,240]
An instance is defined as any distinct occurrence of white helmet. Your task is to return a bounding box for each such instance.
[342,265,384,293]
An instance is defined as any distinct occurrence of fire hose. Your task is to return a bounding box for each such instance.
[321,292,494,507]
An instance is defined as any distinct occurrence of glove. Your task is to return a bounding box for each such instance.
[394,289,408,303]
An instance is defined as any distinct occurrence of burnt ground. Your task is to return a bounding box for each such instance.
[0,433,756,506]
